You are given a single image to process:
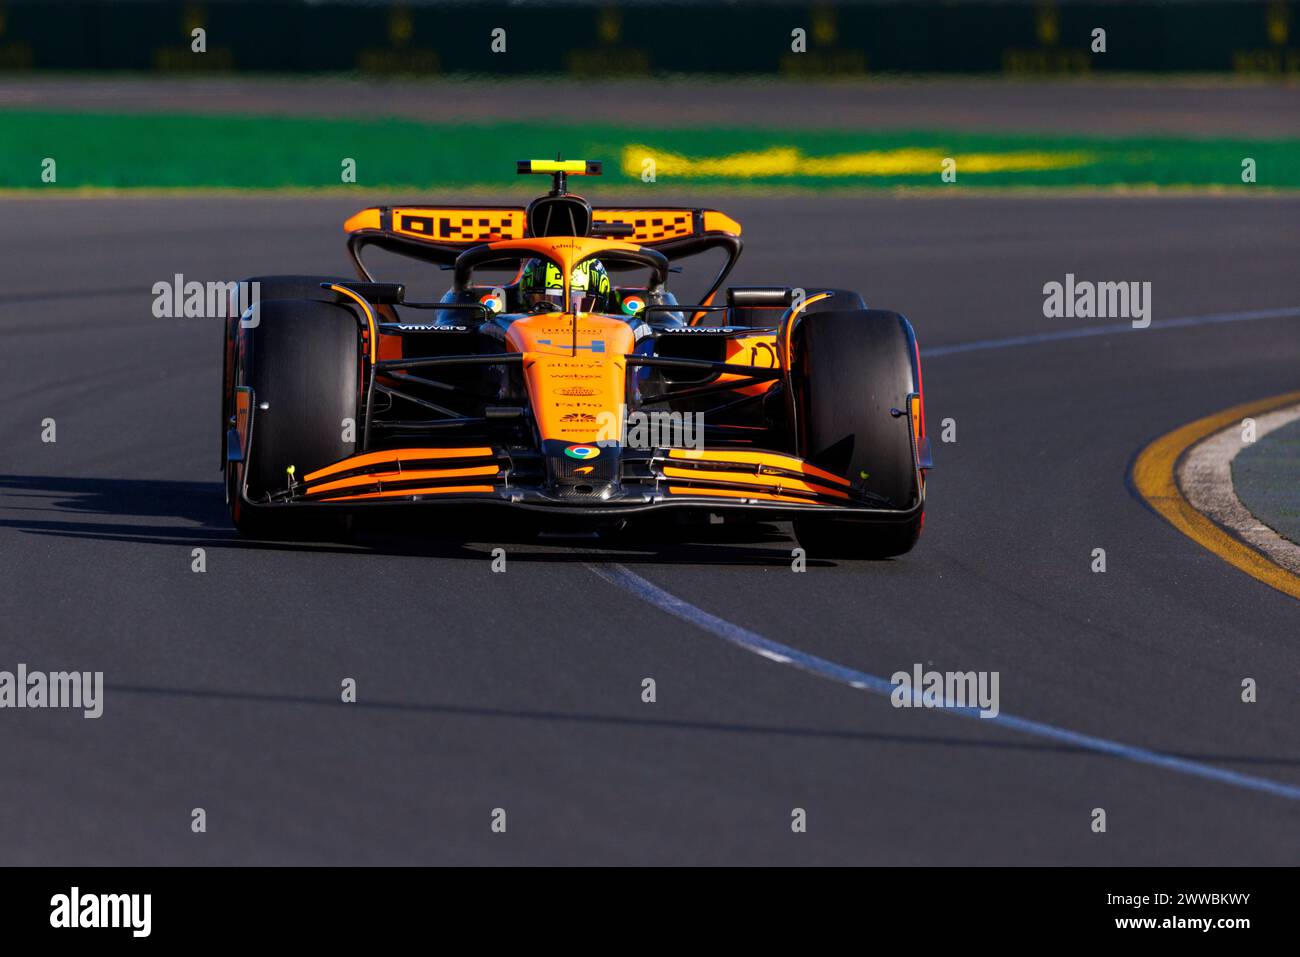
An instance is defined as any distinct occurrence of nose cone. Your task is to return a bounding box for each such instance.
[506,313,635,500]
[507,313,636,447]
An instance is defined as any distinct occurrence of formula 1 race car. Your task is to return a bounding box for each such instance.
[220,159,931,557]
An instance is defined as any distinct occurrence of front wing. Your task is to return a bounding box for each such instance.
[237,445,924,523]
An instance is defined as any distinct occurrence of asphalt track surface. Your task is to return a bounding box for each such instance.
[1,193,1298,865]
[5,76,1298,135]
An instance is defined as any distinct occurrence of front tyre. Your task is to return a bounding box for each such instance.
[791,308,924,559]
[230,299,361,538]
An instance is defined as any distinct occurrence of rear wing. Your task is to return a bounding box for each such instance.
[344,205,741,267]
[345,204,743,306]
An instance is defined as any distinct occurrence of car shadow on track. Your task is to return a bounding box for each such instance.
[0,474,835,568]
[99,682,1300,770]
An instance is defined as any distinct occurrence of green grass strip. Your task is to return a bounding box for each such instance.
[2,110,1296,190]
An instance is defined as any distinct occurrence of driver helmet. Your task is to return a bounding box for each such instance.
[519,257,612,313]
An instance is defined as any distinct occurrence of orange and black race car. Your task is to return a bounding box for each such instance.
[220,160,931,557]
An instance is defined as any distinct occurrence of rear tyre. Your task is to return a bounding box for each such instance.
[791,308,924,559]
[230,299,361,538]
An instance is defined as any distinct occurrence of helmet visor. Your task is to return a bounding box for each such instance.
[524,288,565,311]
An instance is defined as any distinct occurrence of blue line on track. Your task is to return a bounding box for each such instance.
[586,302,1300,803]
[586,562,1300,802]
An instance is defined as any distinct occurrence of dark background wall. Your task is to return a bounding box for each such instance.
[0,1,1295,75]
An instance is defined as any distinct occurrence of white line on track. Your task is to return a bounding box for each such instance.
[923,305,1300,358]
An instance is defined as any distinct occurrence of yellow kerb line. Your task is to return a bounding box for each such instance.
[1132,390,1300,602]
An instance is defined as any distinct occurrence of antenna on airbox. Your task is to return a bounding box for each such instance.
[516,157,602,197]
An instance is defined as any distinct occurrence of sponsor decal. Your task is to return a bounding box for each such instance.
[563,445,601,460]
[621,295,646,315]
[479,292,504,314]
[661,326,744,333]
[557,386,599,396]
[538,338,606,353]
